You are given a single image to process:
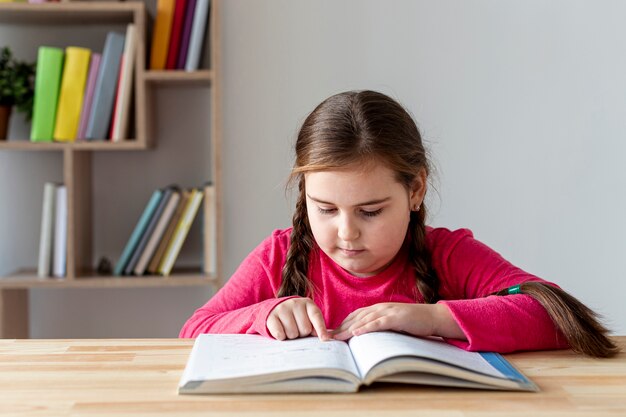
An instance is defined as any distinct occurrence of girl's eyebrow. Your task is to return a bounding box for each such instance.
[306,194,391,207]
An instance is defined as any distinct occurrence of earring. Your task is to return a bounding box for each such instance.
[412,204,420,212]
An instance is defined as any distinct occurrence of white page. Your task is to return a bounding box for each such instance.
[183,334,360,382]
[348,332,505,379]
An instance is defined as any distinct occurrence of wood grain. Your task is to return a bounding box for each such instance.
[0,337,624,416]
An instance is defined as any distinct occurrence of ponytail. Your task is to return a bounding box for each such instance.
[278,177,315,297]
[408,209,440,304]
[493,282,619,358]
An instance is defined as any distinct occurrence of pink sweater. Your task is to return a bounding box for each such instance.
[180,227,568,353]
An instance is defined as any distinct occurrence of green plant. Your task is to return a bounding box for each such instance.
[0,46,36,121]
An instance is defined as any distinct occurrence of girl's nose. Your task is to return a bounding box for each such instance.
[337,215,360,241]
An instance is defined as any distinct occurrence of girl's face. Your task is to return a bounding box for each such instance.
[305,162,426,277]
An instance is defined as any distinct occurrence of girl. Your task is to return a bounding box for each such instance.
[180,90,618,357]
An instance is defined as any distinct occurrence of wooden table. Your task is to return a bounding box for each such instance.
[0,337,625,416]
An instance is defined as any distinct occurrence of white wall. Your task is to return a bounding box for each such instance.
[1,0,624,337]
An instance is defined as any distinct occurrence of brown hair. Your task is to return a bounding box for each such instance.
[279,90,439,303]
[492,282,619,357]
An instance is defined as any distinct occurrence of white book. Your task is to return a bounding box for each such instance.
[184,0,210,71]
[178,331,538,394]
[112,24,137,142]
[52,185,67,278]
[37,182,57,278]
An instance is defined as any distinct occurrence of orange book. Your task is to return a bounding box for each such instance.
[150,0,176,70]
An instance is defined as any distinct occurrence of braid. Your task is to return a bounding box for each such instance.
[278,178,315,297]
[493,282,620,357]
[408,207,440,303]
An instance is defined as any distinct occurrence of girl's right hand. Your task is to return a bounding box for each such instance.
[267,298,330,341]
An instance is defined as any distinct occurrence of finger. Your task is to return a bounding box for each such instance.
[351,316,389,337]
[306,303,330,341]
[278,310,300,339]
[292,302,313,337]
[266,315,286,341]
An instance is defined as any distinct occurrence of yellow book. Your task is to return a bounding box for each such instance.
[53,47,91,141]
[158,188,204,276]
[150,0,176,70]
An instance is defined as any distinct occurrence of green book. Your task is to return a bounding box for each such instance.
[31,47,64,142]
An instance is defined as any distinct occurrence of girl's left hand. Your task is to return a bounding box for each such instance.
[329,302,451,341]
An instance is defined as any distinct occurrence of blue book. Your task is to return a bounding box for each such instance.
[114,190,163,276]
[85,31,125,140]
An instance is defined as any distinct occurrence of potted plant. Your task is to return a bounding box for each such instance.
[0,46,35,140]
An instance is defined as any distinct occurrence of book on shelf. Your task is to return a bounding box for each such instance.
[202,182,216,275]
[53,47,91,142]
[178,332,538,395]
[85,31,125,141]
[124,186,176,275]
[177,0,197,69]
[150,0,176,70]
[37,182,57,278]
[133,189,182,276]
[185,0,210,71]
[147,189,190,274]
[157,188,204,276]
[52,185,67,278]
[30,47,64,142]
[111,24,137,142]
[165,0,188,70]
[76,53,101,141]
[113,189,163,276]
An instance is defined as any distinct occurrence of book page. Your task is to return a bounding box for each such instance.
[348,331,506,379]
[185,334,360,382]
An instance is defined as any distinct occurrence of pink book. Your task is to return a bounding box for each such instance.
[76,53,101,141]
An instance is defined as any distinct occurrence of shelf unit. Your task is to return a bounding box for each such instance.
[0,0,223,338]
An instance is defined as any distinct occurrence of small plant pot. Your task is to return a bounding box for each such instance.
[0,105,12,140]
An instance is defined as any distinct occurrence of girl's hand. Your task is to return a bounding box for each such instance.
[267,298,330,341]
[330,302,465,341]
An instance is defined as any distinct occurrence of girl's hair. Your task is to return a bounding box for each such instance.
[279,90,439,303]
[492,283,619,358]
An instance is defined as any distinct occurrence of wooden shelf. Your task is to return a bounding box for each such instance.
[144,70,213,86]
[0,268,219,289]
[0,140,147,151]
[0,2,142,25]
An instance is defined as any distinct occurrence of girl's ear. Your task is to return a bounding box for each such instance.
[409,168,428,208]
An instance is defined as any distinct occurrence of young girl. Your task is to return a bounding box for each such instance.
[180,90,618,357]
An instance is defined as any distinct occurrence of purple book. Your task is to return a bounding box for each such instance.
[177,0,197,69]
[76,53,101,140]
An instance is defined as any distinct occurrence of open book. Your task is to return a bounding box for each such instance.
[178,331,538,394]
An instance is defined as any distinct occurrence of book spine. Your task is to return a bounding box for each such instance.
[76,53,101,141]
[113,189,163,276]
[124,188,174,275]
[111,24,137,142]
[147,190,190,274]
[158,189,204,276]
[52,185,67,278]
[150,0,176,70]
[108,55,125,140]
[202,182,216,275]
[53,47,91,142]
[184,0,210,71]
[30,47,64,142]
[85,31,125,141]
[166,0,189,70]
[176,0,197,69]
[134,190,181,275]
[37,182,57,278]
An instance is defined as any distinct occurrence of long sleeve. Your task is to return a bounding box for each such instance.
[179,230,296,338]
[428,228,569,353]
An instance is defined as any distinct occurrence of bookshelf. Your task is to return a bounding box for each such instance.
[0,0,223,338]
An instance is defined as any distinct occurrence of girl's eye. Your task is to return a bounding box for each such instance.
[361,209,383,217]
[317,207,336,215]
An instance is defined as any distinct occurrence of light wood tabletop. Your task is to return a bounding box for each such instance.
[0,337,624,416]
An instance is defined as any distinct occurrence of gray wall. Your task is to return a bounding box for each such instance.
[1,0,624,337]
